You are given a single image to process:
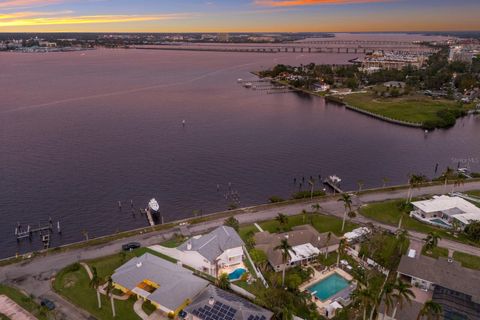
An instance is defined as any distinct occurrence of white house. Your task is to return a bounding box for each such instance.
[411,195,480,230]
[151,226,245,277]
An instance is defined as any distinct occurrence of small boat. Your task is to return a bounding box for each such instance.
[328,175,342,185]
[148,198,160,213]
[237,78,243,83]
[243,82,253,88]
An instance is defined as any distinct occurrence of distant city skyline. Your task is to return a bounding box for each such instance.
[0,0,479,33]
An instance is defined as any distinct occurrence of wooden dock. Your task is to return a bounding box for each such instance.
[145,209,155,227]
[323,179,344,194]
[15,219,59,249]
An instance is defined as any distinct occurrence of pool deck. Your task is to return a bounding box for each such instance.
[300,267,355,311]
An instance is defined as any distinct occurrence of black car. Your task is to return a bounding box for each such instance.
[41,298,56,310]
[122,242,141,251]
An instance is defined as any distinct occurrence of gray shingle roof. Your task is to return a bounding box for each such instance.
[178,226,245,263]
[185,285,273,320]
[111,253,208,310]
[398,255,480,302]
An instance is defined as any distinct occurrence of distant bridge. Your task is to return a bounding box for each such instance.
[133,45,437,55]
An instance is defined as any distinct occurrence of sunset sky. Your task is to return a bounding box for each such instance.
[0,0,479,32]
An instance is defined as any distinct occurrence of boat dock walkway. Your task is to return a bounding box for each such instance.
[323,179,344,194]
[145,209,155,227]
[15,219,60,249]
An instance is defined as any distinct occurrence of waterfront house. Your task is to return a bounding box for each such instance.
[151,226,245,277]
[312,82,331,92]
[410,195,480,229]
[254,225,340,272]
[111,253,209,318]
[184,284,273,320]
[396,253,480,320]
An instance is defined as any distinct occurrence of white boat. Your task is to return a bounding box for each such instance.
[237,78,243,83]
[148,198,160,213]
[328,175,342,184]
[243,82,253,88]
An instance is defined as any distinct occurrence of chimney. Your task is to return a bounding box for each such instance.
[187,241,192,250]
[136,262,142,268]
[208,297,215,306]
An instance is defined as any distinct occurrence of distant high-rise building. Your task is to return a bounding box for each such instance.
[217,33,229,42]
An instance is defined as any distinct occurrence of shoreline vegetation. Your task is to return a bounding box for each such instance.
[255,47,479,130]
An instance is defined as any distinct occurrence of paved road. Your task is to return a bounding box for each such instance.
[1,181,479,319]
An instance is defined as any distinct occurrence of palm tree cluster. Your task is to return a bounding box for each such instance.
[353,276,415,320]
[406,174,429,203]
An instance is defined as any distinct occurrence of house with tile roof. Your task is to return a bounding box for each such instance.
[151,226,245,277]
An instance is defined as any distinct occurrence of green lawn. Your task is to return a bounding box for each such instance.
[422,246,449,259]
[453,251,480,270]
[342,92,468,125]
[466,190,480,197]
[159,237,185,248]
[54,263,140,320]
[359,199,477,246]
[0,285,50,320]
[238,212,357,241]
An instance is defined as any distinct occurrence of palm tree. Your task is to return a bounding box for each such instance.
[275,238,294,287]
[105,276,116,317]
[336,238,347,267]
[357,180,365,193]
[451,176,465,193]
[391,279,415,319]
[442,167,454,193]
[324,232,332,259]
[416,300,442,320]
[216,273,230,290]
[379,282,395,320]
[276,213,288,230]
[406,174,428,203]
[423,231,441,253]
[338,193,353,232]
[353,287,375,320]
[89,267,102,309]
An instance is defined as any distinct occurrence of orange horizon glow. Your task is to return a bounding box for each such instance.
[0,0,479,33]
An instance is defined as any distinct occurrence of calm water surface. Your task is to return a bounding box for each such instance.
[0,44,479,258]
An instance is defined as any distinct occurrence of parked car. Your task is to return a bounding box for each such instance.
[40,298,56,310]
[122,242,141,251]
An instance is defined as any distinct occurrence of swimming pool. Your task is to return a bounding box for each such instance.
[228,268,247,281]
[430,218,451,228]
[307,273,350,301]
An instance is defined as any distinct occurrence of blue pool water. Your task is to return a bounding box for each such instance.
[430,218,451,228]
[307,273,349,301]
[228,268,247,281]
